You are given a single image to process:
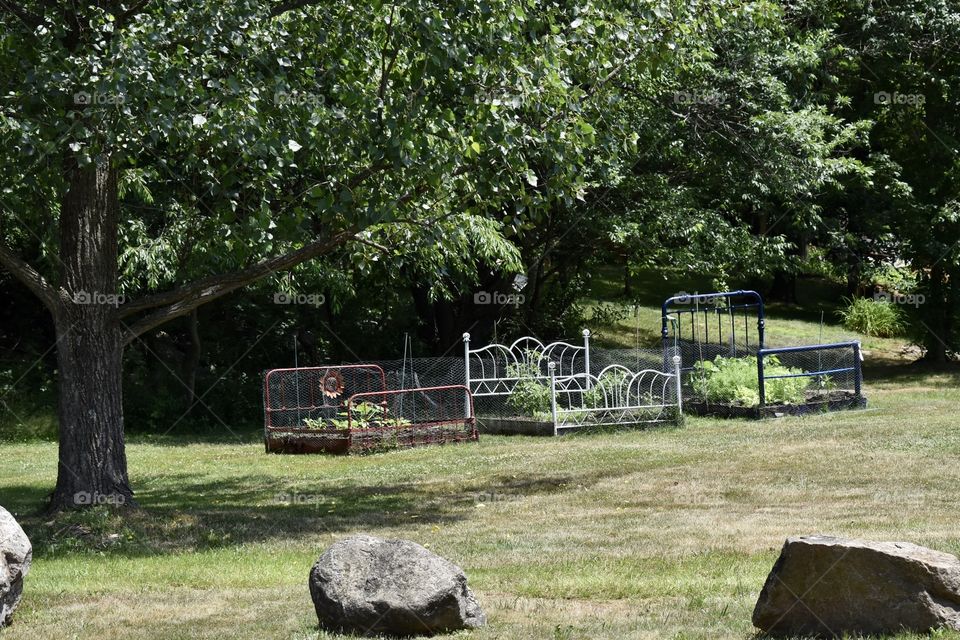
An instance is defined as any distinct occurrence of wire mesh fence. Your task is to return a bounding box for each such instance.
[263,364,387,429]
[590,346,670,373]
[758,342,864,409]
[460,340,682,424]
[345,386,477,453]
[678,340,865,417]
[263,361,476,454]
[550,355,682,433]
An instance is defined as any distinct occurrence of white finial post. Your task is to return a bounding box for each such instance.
[463,332,472,418]
[548,361,558,436]
[672,354,683,418]
[582,329,591,390]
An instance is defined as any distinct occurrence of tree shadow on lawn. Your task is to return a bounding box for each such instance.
[862,359,960,387]
[2,471,583,559]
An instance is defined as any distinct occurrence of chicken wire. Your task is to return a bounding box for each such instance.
[757,342,864,408]
[262,360,476,454]
[679,340,865,417]
[461,337,680,422]
[345,386,477,453]
[550,353,682,433]
[263,364,387,429]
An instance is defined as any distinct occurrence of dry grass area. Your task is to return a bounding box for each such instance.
[2,366,960,639]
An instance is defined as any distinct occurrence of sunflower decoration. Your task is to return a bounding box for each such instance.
[321,370,345,399]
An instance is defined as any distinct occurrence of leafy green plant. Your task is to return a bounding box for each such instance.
[349,401,386,425]
[692,357,759,405]
[837,297,904,338]
[505,352,553,418]
[763,357,811,405]
[302,401,386,431]
[328,417,352,430]
[302,417,330,430]
[867,264,917,294]
[692,355,807,406]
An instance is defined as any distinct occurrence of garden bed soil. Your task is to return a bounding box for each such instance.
[685,390,867,419]
[350,423,478,453]
[265,426,349,454]
[266,422,479,454]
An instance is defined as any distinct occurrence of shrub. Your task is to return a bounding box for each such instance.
[837,297,904,337]
[692,355,807,406]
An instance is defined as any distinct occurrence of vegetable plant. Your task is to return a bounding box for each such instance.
[692,355,807,406]
[302,401,386,430]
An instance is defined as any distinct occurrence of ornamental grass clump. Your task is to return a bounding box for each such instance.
[837,296,905,337]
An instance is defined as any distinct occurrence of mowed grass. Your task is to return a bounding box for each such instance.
[3,368,960,639]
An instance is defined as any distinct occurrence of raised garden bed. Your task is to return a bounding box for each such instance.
[263,373,478,455]
[685,390,867,419]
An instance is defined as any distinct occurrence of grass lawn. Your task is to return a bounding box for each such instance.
[2,275,956,639]
[3,364,960,639]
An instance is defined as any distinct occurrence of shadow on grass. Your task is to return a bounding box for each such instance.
[1,470,583,559]
[863,359,960,386]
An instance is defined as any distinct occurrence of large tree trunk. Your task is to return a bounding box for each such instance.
[49,156,133,510]
[921,266,951,363]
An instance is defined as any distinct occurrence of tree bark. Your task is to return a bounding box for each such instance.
[49,156,133,510]
[921,266,950,363]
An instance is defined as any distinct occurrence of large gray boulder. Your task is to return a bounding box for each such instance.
[309,534,485,636]
[753,535,960,637]
[0,507,32,628]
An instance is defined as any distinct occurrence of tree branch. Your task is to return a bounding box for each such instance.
[0,242,65,311]
[0,0,44,29]
[352,235,390,254]
[377,5,399,129]
[120,230,354,344]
